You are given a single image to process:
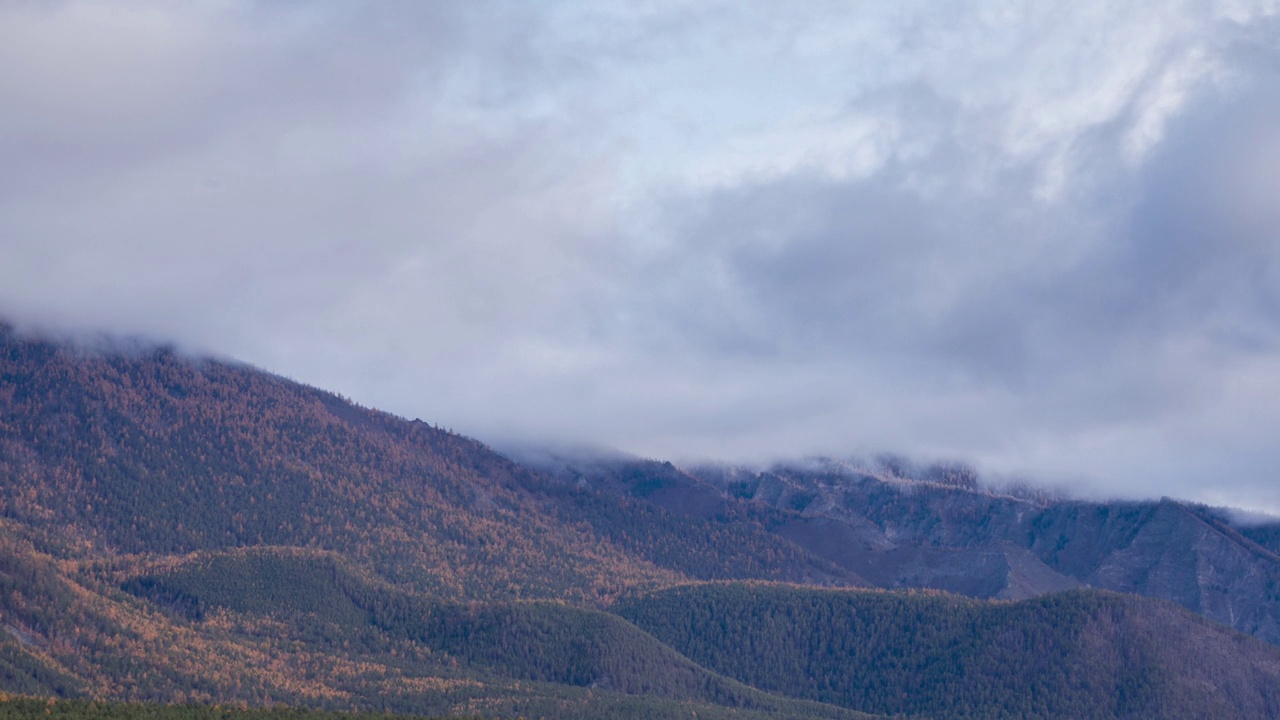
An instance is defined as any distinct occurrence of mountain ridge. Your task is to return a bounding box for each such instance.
[4,324,1280,719]
[616,583,1280,720]
[525,449,1280,644]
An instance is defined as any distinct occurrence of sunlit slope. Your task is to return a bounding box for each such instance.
[0,538,875,720]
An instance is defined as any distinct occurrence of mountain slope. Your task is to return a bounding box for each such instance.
[509,450,864,586]
[0,534,872,720]
[0,698,451,720]
[726,463,1280,644]
[0,325,878,603]
[616,583,1280,720]
[0,325,881,719]
[6,324,1280,719]
[546,454,1280,644]
[122,547,798,706]
[0,327,687,601]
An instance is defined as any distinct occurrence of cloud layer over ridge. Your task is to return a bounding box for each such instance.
[3,1,1280,510]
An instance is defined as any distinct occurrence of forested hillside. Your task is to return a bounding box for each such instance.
[690,462,1280,643]
[0,325,874,719]
[527,449,1280,644]
[0,697,445,720]
[617,584,1280,720]
[4,324,1280,720]
[0,534,869,719]
[0,326,667,601]
[0,324,852,602]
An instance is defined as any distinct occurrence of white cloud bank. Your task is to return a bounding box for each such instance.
[2,1,1280,511]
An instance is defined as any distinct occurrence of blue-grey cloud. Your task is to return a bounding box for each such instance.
[2,1,1278,512]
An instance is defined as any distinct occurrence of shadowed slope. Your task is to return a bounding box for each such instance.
[617,583,1280,720]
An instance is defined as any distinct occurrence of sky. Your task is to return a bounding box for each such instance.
[2,1,1280,512]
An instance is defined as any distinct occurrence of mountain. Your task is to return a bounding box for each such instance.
[529,451,1280,645]
[0,323,872,718]
[0,698,450,720]
[0,324,855,602]
[4,323,1280,719]
[616,583,1280,720]
[697,461,1280,644]
[0,528,869,720]
[8,525,1280,720]
[508,448,863,586]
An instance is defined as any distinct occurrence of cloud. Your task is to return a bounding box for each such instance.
[2,1,1279,512]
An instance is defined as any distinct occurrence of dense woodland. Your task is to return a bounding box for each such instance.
[4,324,1280,720]
[0,331,670,601]
[616,584,1280,720]
[0,326,861,603]
[673,458,1280,643]
[0,697,456,720]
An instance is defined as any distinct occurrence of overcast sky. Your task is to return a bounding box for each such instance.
[3,1,1280,511]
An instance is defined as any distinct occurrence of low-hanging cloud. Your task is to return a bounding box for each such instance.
[2,1,1279,512]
